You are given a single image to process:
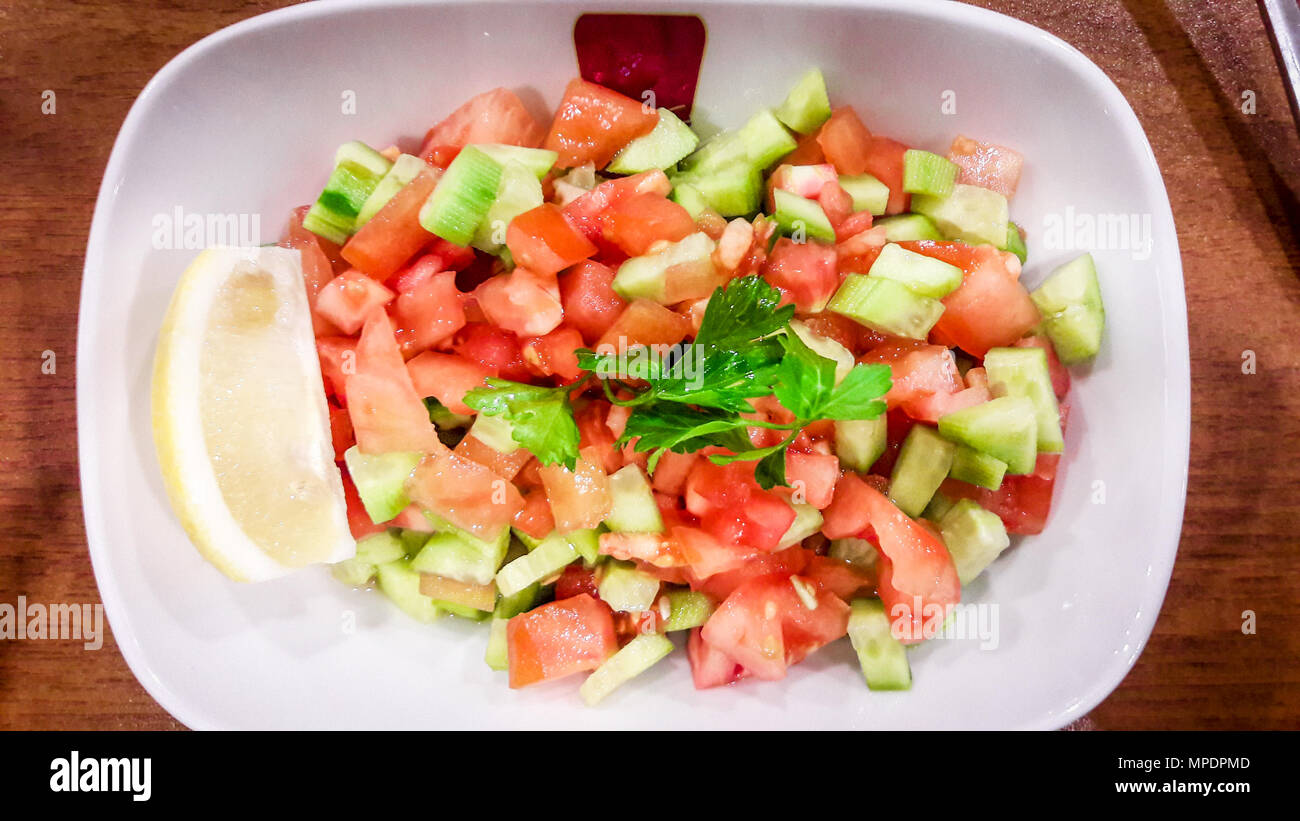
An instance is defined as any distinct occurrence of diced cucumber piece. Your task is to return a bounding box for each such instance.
[939,498,1011,584]
[471,160,544,253]
[330,530,405,587]
[888,425,957,517]
[496,532,579,597]
[777,503,824,549]
[303,141,394,243]
[874,213,944,242]
[983,346,1063,453]
[661,590,715,631]
[867,242,964,299]
[911,183,1009,247]
[835,416,887,472]
[493,568,541,619]
[774,68,833,135]
[828,274,945,339]
[331,556,376,587]
[468,412,518,454]
[921,489,956,522]
[419,145,502,246]
[772,189,836,243]
[669,182,709,219]
[839,173,891,216]
[608,108,699,174]
[512,528,544,551]
[485,618,511,671]
[579,633,675,706]
[474,144,558,179]
[398,528,432,557]
[597,560,661,612]
[613,232,717,304]
[948,444,1007,490]
[937,396,1037,475]
[343,446,421,524]
[672,164,764,217]
[375,559,441,623]
[848,598,911,690]
[604,465,664,533]
[410,522,510,587]
[519,527,600,563]
[737,108,798,169]
[1002,221,1027,263]
[902,149,959,197]
[829,537,878,570]
[789,320,853,381]
[1030,253,1105,364]
[356,154,428,227]
[679,131,749,175]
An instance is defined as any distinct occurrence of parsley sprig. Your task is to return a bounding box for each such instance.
[462,276,891,488]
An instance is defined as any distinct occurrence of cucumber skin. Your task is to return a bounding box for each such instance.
[937,396,1038,475]
[828,274,946,340]
[772,189,836,243]
[888,425,957,518]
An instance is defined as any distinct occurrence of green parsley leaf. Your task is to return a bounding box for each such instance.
[694,275,795,349]
[463,379,581,469]
[772,329,837,419]
[621,402,754,455]
[815,363,892,421]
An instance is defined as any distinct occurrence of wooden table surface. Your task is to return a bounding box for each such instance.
[1,0,1297,731]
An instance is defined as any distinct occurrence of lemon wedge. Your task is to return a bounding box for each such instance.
[152,246,354,581]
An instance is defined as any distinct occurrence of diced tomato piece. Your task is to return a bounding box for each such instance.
[555,564,599,600]
[862,136,911,215]
[695,547,811,600]
[650,450,698,496]
[512,487,556,540]
[539,454,613,532]
[687,627,747,689]
[419,88,546,158]
[598,532,687,568]
[762,237,840,313]
[283,208,342,336]
[506,204,598,277]
[506,594,618,688]
[328,405,355,460]
[857,484,961,644]
[346,309,442,454]
[595,299,693,351]
[947,135,1024,199]
[340,165,441,280]
[389,504,434,532]
[406,351,491,415]
[557,260,627,346]
[674,526,757,580]
[317,336,358,403]
[701,572,849,680]
[563,170,673,241]
[601,192,696,256]
[521,326,584,381]
[475,268,565,337]
[686,460,797,552]
[866,409,916,478]
[902,381,990,423]
[836,211,875,243]
[796,311,887,357]
[343,472,388,540]
[389,268,466,357]
[816,107,874,175]
[1015,335,1071,400]
[860,339,964,412]
[942,452,1060,535]
[783,451,840,509]
[544,78,659,169]
[452,323,531,381]
[576,404,621,474]
[407,449,524,538]
[821,472,877,539]
[455,432,531,482]
[768,163,839,201]
[817,180,855,230]
[803,555,875,601]
[314,269,395,335]
[900,241,1040,357]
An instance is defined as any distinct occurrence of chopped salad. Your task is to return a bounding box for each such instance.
[288,68,1105,704]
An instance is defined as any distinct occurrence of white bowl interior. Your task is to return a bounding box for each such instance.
[79,0,1188,729]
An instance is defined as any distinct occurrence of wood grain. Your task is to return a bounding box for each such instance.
[0,0,1296,730]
